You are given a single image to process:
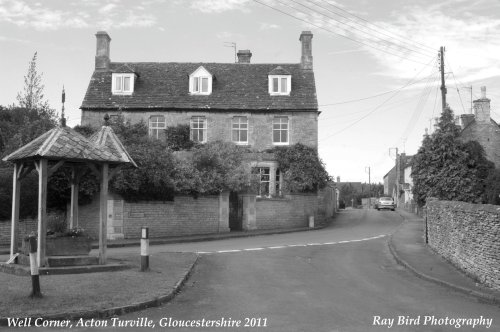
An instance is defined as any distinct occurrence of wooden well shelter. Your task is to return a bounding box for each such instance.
[2,118,136,266]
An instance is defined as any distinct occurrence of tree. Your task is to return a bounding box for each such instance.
[165,124,196,151]
[411,106,494,206]
[16,52,50,111]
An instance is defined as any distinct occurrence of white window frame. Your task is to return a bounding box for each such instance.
[149,116,166,140]
[190,116,207,143]
[189,66,212,95]
[255,167,271,198]
[232,116,248,144]
[112,73,135,95]
[268,75,291,95]
[272,117,289,145]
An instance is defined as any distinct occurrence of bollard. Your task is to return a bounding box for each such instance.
[308,216,314,228]
[140,227,149,272]
[28,236,42,298]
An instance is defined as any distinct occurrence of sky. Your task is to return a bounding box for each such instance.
[1,0,500,183]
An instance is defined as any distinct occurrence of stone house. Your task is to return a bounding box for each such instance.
[75,31,333,240]
[458,86,500,168]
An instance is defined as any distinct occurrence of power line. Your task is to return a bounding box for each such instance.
[305,0,435,58]
[319,57,438,141]
[316,0,435,53]
[275,0,431,63]
[319,72,437,107]
[253,0,434,65]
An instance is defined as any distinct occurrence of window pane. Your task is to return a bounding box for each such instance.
[240,131,247,142]
[192,77,199,92]
[123,76,131,91]
[115,76,122,91]
[201,77,208,92]
[273,130,280,142]
[273,78,279,92]
[232,130,239,142]
[281,78,287,93]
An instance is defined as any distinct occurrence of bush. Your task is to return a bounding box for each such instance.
[272,143,331,193]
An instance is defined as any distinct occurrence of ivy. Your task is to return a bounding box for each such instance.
[271,143,331,193]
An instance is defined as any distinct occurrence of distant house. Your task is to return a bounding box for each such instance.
[77,31,333,239]
[383,153,412,207]
[458,86,500,168]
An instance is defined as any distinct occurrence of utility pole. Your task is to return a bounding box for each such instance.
[439,46,447,111]
[365,166,371,208]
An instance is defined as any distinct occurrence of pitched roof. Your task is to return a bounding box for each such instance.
[81,62,317,111]
[2,126,131,165]
[90,126,137,167]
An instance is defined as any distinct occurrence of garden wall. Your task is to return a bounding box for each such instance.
[0,219,38,248]
[77,193,226,240]
[425,199,500,290]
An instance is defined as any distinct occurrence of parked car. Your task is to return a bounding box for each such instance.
[375,197,395,211]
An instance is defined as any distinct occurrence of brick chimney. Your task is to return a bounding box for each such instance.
[299,31,313,70]
[95,31,111,71]
[473,86,491,124]
[237,50,252,64]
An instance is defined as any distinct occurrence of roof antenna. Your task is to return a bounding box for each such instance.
[60,86,66,127]
[224,42,237,63]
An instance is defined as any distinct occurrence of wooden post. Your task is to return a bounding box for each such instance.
[70,167,80,229]
[10,162,21,258]
[37,159,48,267]
[28,236,42,298]
[99,163,109,265]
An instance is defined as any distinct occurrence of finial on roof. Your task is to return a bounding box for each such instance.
[104,113,110,126]
[60,86,66,127]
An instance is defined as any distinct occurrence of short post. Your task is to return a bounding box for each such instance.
[28,236,42,298]
[140,227,149,272]
[308,216,315,228]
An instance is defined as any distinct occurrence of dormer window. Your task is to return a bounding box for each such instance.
[112,73,135,95]
[268,66,291,96]
[189,66,212,95]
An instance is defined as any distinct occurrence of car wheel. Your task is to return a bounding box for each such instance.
[391,208,395,211]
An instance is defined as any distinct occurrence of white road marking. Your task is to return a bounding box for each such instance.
[196,234,388,255]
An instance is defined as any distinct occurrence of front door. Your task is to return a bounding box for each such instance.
[229,191,242,231]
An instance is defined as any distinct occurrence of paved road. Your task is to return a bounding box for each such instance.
[66,209,499,332]
[8,210,498,331]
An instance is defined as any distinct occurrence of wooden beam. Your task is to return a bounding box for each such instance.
[18,163,35,181]
[48,160,65,177]
[37,159,48,267]
[10,163,21,258]
[69,166,83,229]
[99,163,109,265]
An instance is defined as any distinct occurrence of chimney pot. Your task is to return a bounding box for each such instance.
[237,49,252,64]
[95,31,111,71]
[481,86,487,99]
[299,31,313,70]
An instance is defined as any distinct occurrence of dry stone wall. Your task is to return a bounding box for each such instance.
[426,199,500,290]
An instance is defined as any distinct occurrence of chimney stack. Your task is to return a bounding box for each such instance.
[95,31,111,71]
[237,50,252,64]
[473,86,491,124]
[299,31,313,70]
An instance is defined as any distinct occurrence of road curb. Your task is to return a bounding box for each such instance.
[0,255,199,326]
[387,226,500,306]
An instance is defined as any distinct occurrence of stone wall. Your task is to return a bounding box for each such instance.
[82,110,318,150]
[426,200,500,290]
[254,194,322,230]
[76,193,226,240]
[460,121,500,168]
